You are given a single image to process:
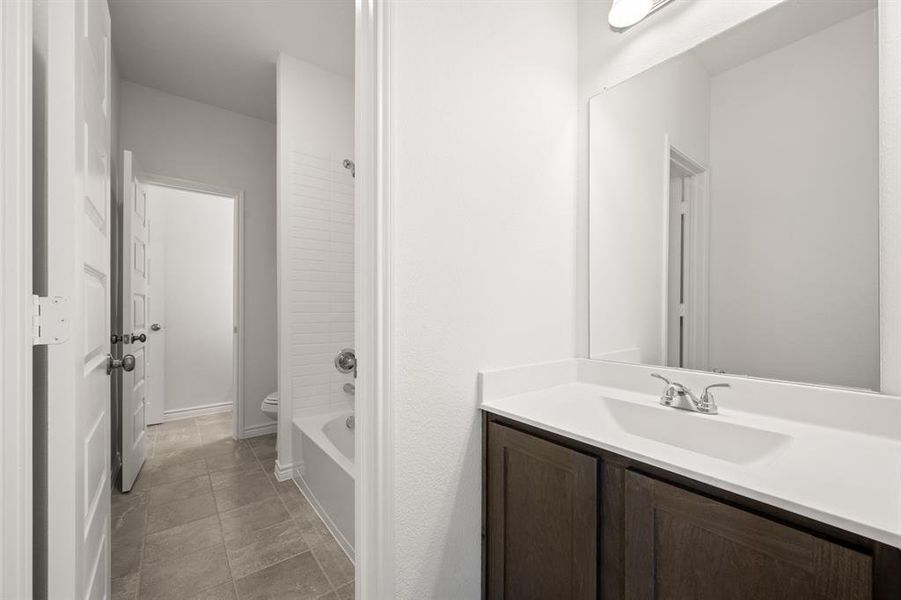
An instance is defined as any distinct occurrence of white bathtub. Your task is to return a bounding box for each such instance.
[292,411,355,560]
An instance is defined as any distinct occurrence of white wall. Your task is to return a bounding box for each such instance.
[147,190,166,423]
[147,185,236,415]
[707,11,878,389]
[389,2,577,597]
[118,81,277,435]
[577,0,783,357]
[588,54,710,364]
[276,54,354,466]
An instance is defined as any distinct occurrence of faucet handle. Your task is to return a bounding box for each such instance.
[650,373,672,386]
[701,383,730,402]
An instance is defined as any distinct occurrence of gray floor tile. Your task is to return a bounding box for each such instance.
[276,484,313,518]
[143,514,224,564]
[152,445,210,469]
[153,436,203,462]
[156,419,198,434]
[187,581,238,600]
[150,458,208,486]
[256,457,277,475]
[212,470,277,512]
[112,488,147,519]
[198,437,247,458]
[220,497,290,546]
[247,434,277,459]
[131,466,152,493]
[234,552,331,600]
[210,467,261,490]
[146,491,218,534]
[111,493,147,580]
[111,572,139,600]
[226,520,308,579]
[199,423,233,443]
[205,444,261,474]
[310,537,354,588]
[299,516,332,548]
[195,411,233,426]
[335,582,354,600]
[278,487,333,547]
[148,474,212,507]
[269,475,299,495]
[112,416,353,600]
[139,543,231,600]
[154,433,204,456]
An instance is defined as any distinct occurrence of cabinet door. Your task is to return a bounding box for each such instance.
[625,471,873,600]
[487,423,598,600]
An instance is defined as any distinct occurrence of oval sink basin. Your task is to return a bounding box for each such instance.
[599,397,792,465]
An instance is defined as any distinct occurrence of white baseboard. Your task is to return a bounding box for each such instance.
[273,459,296,482]
[292,474,355,563]
[242,421,277,439]
[163,401,232,422]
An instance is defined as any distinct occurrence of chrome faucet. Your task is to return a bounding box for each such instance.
[650,374,729,415]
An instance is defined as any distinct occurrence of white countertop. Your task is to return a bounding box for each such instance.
[480,359,901,549]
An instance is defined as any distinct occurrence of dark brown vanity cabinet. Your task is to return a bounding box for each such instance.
[483,415,901,600]
[486,422,598,600]
[625,472,872,600]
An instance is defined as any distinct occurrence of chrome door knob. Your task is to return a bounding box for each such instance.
[107,354,136,375]
[150,323,162,331]
[129,333,147,343]
[334,348,357,375]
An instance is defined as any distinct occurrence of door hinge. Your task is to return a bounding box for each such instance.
[32,295,70,346]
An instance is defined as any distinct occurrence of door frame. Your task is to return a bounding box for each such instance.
[661,142,709,371]
[0,0,33,596]
[139,173,246,439]
[355,0,396,597]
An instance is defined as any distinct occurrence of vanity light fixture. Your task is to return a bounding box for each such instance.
[608,0,674,31]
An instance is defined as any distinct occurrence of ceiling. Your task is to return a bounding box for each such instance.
[691,0,875,76]
[109,0,354,123]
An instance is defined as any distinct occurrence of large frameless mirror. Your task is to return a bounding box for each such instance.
[589,1,880,390]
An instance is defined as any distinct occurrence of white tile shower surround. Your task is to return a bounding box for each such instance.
[110,413,353,600]
[287,149,354,419]
[480,359,901,549]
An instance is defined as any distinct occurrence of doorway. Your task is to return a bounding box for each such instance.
[113,167,246,496]
[143,182,238,427]
[664,146,709,371]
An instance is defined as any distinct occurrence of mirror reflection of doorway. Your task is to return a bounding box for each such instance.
[665,147,708,371]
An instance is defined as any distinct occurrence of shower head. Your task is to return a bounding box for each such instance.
[343,159,355,178]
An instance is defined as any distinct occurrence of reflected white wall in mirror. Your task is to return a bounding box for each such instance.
[589,1,878,390]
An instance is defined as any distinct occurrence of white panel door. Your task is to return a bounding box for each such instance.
[121,150,149,491]
[46,0,112,597]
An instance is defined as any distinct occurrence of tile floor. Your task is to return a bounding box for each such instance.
[111,412,354,600]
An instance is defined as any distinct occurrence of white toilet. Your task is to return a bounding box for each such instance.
[261,392,279,420]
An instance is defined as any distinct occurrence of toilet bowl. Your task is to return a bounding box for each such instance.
[261,392,278,420]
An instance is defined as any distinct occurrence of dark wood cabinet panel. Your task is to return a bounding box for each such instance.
[483,414,899,600]
[624,471,873,600]
[486,422,599,600]
[600,461,626,599]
